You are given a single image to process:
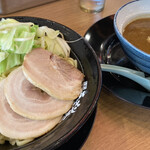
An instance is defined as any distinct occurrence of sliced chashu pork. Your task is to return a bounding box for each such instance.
[0,79,62,140]
[22,48,84,101]
[4,67,73,120]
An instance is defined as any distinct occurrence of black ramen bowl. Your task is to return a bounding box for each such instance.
[0,16,102,150]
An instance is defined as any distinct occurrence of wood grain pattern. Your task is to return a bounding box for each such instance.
[0,0,150,149]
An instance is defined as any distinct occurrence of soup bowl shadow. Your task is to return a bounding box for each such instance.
[114,0,150,74]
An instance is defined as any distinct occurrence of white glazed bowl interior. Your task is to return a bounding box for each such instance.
[115,0,150,35]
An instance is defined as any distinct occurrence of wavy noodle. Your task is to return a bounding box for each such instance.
[0,133,33,146]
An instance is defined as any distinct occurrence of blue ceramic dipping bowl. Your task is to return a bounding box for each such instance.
[114,0,150,74]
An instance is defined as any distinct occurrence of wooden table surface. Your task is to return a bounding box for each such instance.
[1,0,150,150]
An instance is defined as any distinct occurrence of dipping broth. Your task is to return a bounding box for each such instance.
[123,18,150,54]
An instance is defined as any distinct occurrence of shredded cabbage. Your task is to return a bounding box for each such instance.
[0,18,76,77]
